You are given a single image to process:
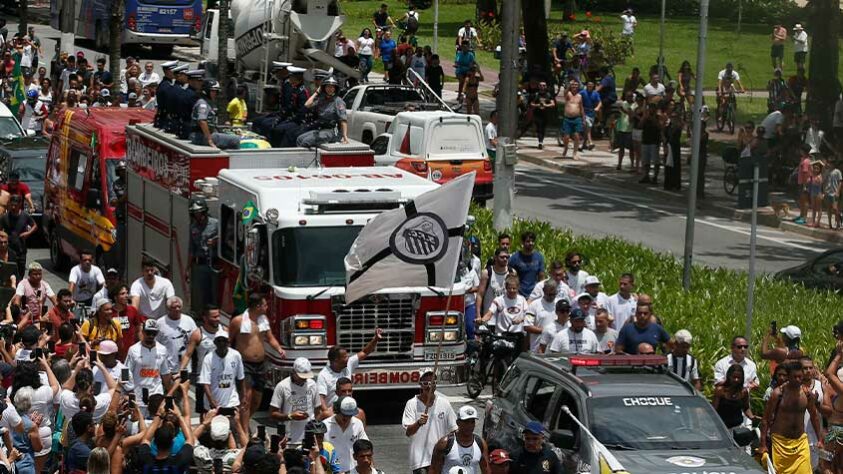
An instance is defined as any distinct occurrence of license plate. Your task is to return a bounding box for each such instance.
[425,351,457,361]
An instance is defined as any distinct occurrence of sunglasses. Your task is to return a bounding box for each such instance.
[734,344,749,349]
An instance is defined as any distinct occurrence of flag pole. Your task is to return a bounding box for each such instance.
[424,282,458,415]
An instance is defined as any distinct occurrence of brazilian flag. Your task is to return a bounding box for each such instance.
[232,200,259,313]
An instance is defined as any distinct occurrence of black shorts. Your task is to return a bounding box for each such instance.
[795,51,807,64]
[771,44,784,58]
[243,360,268,390]
[616,131,632,150]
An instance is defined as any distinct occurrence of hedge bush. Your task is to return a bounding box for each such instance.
[471,206,838,409]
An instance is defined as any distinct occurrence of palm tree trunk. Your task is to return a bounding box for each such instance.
[806,0,840,129]
[216,0,230,122]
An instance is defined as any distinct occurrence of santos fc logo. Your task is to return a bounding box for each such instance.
[389,213,449,264]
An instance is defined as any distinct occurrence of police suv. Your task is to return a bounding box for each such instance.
[483,353,764,474]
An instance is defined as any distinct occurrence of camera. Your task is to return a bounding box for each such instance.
[0,323,16,340]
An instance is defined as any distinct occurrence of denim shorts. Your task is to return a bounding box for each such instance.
[562,116,583,135]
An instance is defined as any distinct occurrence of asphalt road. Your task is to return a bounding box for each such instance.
[512,163,835,274]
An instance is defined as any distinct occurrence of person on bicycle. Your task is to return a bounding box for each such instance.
[371,3,395,56]
[479,275,528,346]
[716,63,745,111]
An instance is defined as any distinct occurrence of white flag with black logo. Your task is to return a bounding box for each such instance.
[344,172,476,304]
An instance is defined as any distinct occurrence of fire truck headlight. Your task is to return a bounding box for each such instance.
[443,331,458,342]
[428,331,442,343]
[294,335,310,346]
[308,335,324,346]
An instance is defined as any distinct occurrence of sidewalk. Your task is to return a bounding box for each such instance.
[514,132,843,245]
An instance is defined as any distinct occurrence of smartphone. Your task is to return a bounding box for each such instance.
[257,425,266,441]
[89,350,97,364]
[165,396,174,411]
[276,423,286,439]
[41,305,47,316]
[213,459,223,474]
[31,348,42,359]
[270,434,281,454]
[93,382,102,394]
[121,368,130,382]
[180,369,189,382]
[70,318,80,327]
[302,433,315,451]
[44,322,52,334]
[142,388,149,405]
[77,342,86,357]
[219,406,235,416]
[47,340,55,353]
[128,393,136,407]
[771,320,778,336]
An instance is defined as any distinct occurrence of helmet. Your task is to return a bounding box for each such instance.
[26,89,38,100]
[188,197,208,214]
[304,420,327,434]
[321,76,340,89]
[201,79,220,96]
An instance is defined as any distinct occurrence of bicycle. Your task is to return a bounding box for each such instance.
[722,146,739,195]
[466,324,521,399]
[716,87,742,135]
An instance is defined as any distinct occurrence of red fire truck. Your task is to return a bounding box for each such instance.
[124,124,468,389]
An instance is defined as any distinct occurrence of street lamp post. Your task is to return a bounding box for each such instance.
[658,0,665,76]
[682,0,710,290]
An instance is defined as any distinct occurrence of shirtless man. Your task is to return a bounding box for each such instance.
[560,80,585,160]
[823,341,843,474]
[760,360,824,474]
[229,293,286,434]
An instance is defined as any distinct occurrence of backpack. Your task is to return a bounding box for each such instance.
[406,12,419,34]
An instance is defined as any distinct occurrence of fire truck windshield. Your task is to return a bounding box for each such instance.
[272,225,363,287]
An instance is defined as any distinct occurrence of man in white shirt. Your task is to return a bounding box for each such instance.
[316,330,382,413]
[68,250,105,306]
[130,260,175,318]
[525,280,559,352]
[155,296,198,375]
[270,357,321,445]
[582,276,610,315]
[643,73,665,102]
[565,252,590,294]
[605,273,637,328]
[528,261,575,304]
[538,300,571,354]
[324,396,369,472]
[456,20,481,51]
[593,309,618,354]
[549,309,599,354]
[350,439,386,474]
[792,24,808,68]
[485,111,498,160]
[197,332,245,410]
[402,368,457,473]
[620,9,637,39]
[125,319,172,413]
[713,336,760,390]
[138,62,161,88]
[480,275,528,337]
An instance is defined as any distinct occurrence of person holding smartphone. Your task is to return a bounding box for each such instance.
[91,340,132,395]
[269,357,320,446]
[59,352,118,422]
[125,319,172,415]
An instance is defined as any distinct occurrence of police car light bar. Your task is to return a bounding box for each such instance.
[569,355,667,367]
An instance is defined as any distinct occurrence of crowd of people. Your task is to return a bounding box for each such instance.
[459,230,843,474]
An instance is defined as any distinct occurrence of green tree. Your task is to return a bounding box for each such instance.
[805,0,840,128]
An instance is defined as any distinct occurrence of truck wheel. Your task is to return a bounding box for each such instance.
[362,132,373,145]
[157,45,175,58]
[49,229,69,272]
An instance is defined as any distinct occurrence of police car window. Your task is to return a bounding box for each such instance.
[68,149,88,193]
[588,396,732,450]
[219,204,236,263]
[523,376,559,422]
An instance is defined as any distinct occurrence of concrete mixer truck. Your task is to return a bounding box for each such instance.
[197,0,358,90]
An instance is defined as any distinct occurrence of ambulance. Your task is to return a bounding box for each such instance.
[124,125,468,388]
[43,108,155,270]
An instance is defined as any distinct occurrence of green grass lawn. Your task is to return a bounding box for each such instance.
[339,1,843,90]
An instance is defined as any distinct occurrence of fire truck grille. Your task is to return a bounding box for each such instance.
[333,294,418,359]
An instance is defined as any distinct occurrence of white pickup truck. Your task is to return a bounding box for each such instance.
[343,84,443,144]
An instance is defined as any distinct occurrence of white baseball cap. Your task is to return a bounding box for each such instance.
[584,276,601,286]
[210,415,230,441]
[293,357,313,379]
[674,329,693,345]
[780,325,802,340]
[457,405,479,421]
